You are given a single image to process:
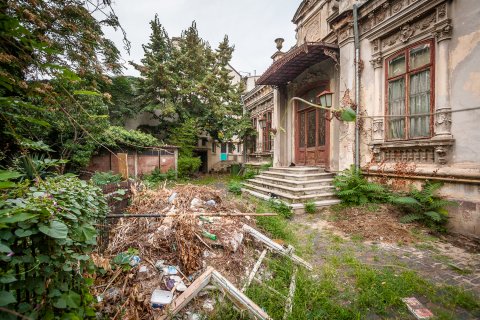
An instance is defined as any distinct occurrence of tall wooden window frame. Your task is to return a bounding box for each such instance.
[385,39,435,141]
[262,111,272,152]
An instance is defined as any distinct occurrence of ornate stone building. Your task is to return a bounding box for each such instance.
[246,0,480,236]
[243,84,274,165]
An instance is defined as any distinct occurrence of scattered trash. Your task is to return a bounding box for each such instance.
[170,275,187,292]
[168,192,177,203]
[205,199,216,207]
[129,255,141,267]
[185,312,202,320]
[228,231,244,252]
[155,260,166,270]
[202,299,215,312]
[202,230,217,241]
[402,297,434,319]
[104,287,121,302]
[151,289,174,309]
[199,216,213,223]
[93,184,280,319]
[190,197,204,210]
[162,265,178,275]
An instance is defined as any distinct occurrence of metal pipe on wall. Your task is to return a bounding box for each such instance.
[353,4,361,170]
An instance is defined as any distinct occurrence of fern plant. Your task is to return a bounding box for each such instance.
[391,181,455,231]
[333,166,389,205]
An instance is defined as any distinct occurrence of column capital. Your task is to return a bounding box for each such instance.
[434,19,453,43]
[370,56,383,69]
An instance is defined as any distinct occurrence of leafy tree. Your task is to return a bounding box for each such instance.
[102,76,142,126]
[0,0,135,170]
[133,16,250,146]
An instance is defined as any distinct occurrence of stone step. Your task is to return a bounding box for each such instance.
[290,199,342,214]
[268,166,325,175]
[241,188,341,213]
[252,175,334,188]
[242,183,337,203]
[262,171,335,181]
[246,179,335,196]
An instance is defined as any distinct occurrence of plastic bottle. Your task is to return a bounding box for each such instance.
[202,231,217,241]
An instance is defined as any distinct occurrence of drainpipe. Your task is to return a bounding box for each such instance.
[353,3,361,170]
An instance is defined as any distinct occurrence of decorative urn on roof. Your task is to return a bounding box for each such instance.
[272,38,286,61]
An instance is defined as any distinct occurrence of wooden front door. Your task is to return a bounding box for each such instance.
[295,88,330,166]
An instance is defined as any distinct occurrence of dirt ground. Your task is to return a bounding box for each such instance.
[326,204,422,244]
[295,205,480,298]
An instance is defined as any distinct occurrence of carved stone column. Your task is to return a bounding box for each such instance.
[370,48,384,143]
[433,3,453,140]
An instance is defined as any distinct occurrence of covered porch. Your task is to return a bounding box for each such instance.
[256,42,341,170]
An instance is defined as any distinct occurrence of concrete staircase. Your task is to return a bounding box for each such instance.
[242,167,341,213]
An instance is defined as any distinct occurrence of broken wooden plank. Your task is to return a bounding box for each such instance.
[402,297,434,319]
[159,266,214,320]
[243,224,313,270]
[242,249,268,292]
[283,267,298,320]
[160,267,272,320]
[211,269,272,320]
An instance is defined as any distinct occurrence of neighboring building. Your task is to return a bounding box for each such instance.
[244,0,480,236]
[243,82,274,165]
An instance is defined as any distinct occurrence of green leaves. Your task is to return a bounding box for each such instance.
[39,220,69,239]
[340,107,357,122]
[0,290,16,306]
[54,291,81,309]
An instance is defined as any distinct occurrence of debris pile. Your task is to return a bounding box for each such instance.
[91,184,262,319]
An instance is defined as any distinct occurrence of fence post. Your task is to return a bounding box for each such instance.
[174,148,178,179]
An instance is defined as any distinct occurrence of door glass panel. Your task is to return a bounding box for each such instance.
[388,54,406,77]
[318,109,326,146]
[410,43,430,69]
[299,113,305,147]
[307,110,316,147]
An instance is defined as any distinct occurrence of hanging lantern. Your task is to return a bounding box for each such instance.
[316,90,334,108]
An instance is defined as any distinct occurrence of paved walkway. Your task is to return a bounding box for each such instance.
[294,215,480,297]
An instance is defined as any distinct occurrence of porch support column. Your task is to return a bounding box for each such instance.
[433,5,453,140]
[335,20,356,170]
[273,85,288,167]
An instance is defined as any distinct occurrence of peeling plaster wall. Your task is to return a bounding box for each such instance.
[449,0,480,164]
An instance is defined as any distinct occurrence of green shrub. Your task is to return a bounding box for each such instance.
[333,166,390,205]
[143,168,177,186]
[0,171,108,318]
[177,156,202,178]
[228,180,243,195]
[392,181,455,231]
[304,201,317,214]
[91,170,123,186]
[269,199,293,219]
[243,168,257,180]
[259,160,273,172]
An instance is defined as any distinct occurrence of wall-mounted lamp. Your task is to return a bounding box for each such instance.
[316,90,334,108]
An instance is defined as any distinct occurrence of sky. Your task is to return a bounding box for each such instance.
[103,0,301,77]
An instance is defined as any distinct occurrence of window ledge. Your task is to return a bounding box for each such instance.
[370,138,455,165]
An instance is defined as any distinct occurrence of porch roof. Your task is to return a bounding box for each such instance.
[256,42,339,86]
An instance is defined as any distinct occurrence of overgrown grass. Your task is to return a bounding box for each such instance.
[203,179,478,319]
[304,201,316,214]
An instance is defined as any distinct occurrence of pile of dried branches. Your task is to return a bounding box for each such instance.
[91,184,253,319]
